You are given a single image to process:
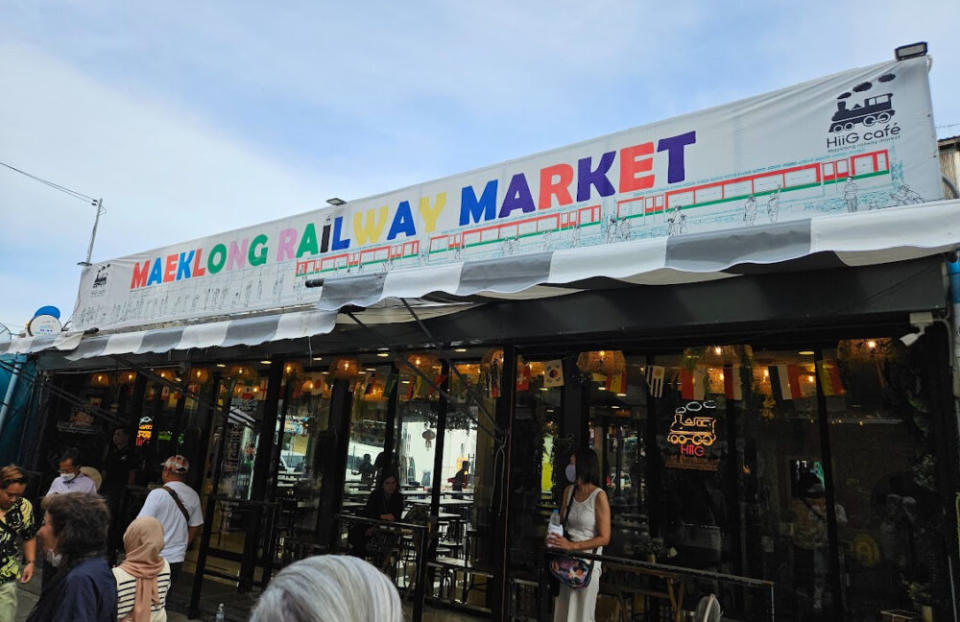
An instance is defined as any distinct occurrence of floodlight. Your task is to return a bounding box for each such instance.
[895,42,927,60]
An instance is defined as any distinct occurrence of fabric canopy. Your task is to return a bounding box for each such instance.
[5,199,959,360]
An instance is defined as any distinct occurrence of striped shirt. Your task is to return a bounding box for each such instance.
[112,560,170,622]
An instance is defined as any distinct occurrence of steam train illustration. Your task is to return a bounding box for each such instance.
[829,94,894,132]
[667,402,717,446]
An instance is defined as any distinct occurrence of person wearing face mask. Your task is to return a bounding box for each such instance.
[41,448,98,589]
[546,448,611,622]
[0,466,38,622]
[27,492,117,622]
[45,448,98,497]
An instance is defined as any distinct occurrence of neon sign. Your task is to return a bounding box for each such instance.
[665,401,720,470]
[136,416,153,447]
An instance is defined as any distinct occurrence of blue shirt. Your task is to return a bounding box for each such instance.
[27,557,118,622]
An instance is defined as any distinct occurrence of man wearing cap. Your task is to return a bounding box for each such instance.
[136,455,203,585]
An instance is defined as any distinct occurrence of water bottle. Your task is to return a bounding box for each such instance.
[547,509,563,544]
[215,603,225,622]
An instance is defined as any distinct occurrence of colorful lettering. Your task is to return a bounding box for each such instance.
[147,257,163,286]
[498,173,535,218]
[163,254,177,283]
[619,143,655,192]
[277,228,297,262]
[418,193,446,233]
[249,234,268,266]
[131,260,151,289]
[192,248,206,277]
[353,207,389,245]
[387,201,417,240]
[460,180,498,226]
[226,238,250,271]
[176,250,195,280]
[208,244,227,274]
[297,224,319,258]
[538,164,574,210]
[331,216,350,251]
[576,151,616,202]
[657,131,697,183]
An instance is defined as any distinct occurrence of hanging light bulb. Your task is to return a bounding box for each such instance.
[330,357,361,380]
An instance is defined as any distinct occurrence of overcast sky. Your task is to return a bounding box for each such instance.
[2,0,958,333]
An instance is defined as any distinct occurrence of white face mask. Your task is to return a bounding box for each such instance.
[59,472,77,482]
[46,549,63,568]
[565,464,577,484]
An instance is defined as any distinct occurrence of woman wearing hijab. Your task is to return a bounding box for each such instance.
[113,517,171,622]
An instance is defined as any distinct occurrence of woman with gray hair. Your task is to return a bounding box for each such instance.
[249,554,402,622]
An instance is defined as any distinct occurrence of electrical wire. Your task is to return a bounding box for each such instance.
[0,161,98,204]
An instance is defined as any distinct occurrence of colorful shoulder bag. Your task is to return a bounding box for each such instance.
[548,488,595,590]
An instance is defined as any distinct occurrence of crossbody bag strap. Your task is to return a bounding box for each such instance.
[162,485,191,526]
[562,487,598,561]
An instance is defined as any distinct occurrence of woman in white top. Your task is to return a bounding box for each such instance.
[546,448,611,622]
[113,516,171,622]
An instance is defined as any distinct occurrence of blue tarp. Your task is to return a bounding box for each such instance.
[0,354,36,464]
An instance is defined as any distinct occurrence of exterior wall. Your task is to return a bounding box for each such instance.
[941,136,960,198]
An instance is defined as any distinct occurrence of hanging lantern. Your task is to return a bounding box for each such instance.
[283,361,304,378]
[407,352,439,374]
[362,378,387,402]
[576,350,626,376]
[117,371,137,385]
[89,372,112,388]
[226,365,253,381]
[330,357,361,380]
[189,367,210,384]
[154,368,176,382]
[422,429,436,450]
[301,379,316,394]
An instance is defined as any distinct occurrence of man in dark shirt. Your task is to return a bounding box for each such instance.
[449,461,470,492]
[102,427,137,563]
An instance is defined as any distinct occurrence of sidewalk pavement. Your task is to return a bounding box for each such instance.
[13,568,486,621]
[13,573,202,622]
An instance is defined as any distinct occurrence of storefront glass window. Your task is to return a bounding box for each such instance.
[823,338,942,617]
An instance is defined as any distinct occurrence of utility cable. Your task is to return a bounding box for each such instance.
[0,161,97,204]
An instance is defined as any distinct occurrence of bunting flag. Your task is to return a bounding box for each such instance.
[817,359,845,396]
[723,365,743,401]
[645,365,666,398]
[544,360,564,388]
[605,371,627,394]
[679,368,706,400]
[769,364,803,401]
[516,363,531,392]
[385,373,398,398]
[426,374,446,397]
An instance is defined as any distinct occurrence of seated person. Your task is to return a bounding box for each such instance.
[350,472,404,567]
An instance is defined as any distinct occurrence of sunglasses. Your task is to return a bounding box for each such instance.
[1,478,26,487]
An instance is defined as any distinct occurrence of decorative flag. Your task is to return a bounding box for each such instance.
[426,373,446,397]
[769,365,803,401]
[605,372,627,394]
[516,363,531,392]
[645,365,666,398]
[817,359,845,396]
[679,369,706,400]
[544,360,564,388]
[723,365,743,401]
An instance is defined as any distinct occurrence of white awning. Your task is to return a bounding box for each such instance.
[5,199,959,360]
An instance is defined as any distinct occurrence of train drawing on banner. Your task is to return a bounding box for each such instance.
[295,148,892,279]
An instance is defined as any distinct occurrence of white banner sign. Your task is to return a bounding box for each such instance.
[73,57,941,331]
